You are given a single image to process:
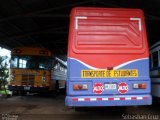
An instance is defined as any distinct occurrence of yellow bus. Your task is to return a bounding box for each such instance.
[8,47,57,95]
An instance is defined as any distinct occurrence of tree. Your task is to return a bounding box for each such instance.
[0,56,9,96]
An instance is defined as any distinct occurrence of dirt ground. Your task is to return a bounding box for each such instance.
[0,94,159,120]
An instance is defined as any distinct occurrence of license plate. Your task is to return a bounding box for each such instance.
[24,86,30,90]
[105,83,117,90]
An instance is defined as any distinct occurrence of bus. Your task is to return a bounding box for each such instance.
[8,47,61,95]
[51,57,67,90]
[65,7,152,107]
[150,41,160,98]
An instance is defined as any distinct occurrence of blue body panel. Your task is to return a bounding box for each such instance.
[66,58,152,106]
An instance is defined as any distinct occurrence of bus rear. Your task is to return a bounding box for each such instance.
[66,7,151,106]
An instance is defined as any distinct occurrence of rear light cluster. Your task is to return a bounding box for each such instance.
[133,83,147,89]
[73,84,88,90]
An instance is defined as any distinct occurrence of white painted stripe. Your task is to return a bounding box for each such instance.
[69,57,148,70]
[90,98,97,101]
[102,98,108,101]
[70,57,98,69]
[130,18,142,31]
[114,58,148,69]
[78,98,85,101]
[137,97,143,100]
[124,97,132,100]
[73,97,147,101]
[114,98,120,100]
[75,16,87,29]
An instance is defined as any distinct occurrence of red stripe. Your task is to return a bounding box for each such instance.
[108,98,114,101]
[143,97,148,100]
[120,97,125,100]
[72,98,78,101]
[96,98,102,101]
[72,97,147,102]
[84,98,90,101]
[131,97,137,100]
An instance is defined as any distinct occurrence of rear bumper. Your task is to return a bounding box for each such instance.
[65,94,152,107]
[8,85,49,92]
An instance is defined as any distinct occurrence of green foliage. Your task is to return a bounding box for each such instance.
[0,56,9,95]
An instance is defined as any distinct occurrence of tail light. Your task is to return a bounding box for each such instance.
[133,83,147,89]
[73,84,88,90]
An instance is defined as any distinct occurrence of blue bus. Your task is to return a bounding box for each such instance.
[66,7,152,107]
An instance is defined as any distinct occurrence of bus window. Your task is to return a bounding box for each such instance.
[10,57,18,68]
[19,59,27,68]
[38,58,51,70]
[152,51,159,68]
[10,56,51,70]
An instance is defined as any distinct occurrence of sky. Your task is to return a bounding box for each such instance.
[0,47,11,67]
[0,47,11,58]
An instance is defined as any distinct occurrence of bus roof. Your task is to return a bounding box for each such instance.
[11,47,53,56]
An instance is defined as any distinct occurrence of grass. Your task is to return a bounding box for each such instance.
[0,90,10,95]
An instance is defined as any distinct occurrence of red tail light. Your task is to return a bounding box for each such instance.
[133,83,147,89]
[73,84,88,90]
